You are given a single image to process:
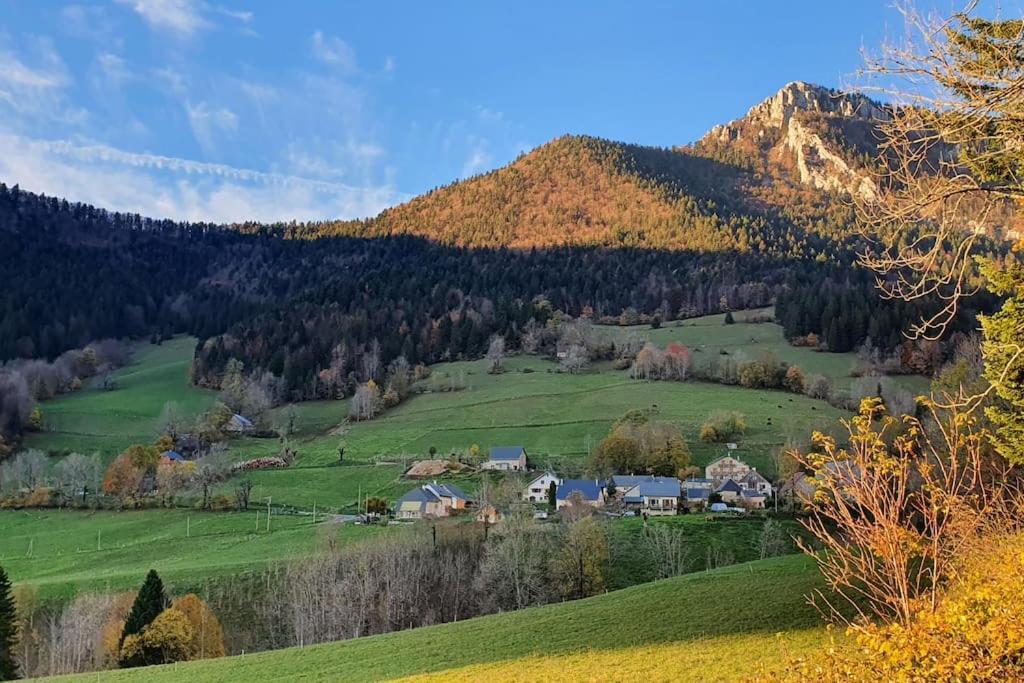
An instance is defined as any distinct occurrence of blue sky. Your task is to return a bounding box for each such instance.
[0,1,1002,222]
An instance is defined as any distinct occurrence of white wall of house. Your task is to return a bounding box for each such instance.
[482,455,526,471]
[523,473,560,501]
[642,496,678,516]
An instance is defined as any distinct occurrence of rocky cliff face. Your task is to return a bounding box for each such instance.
[697,81,888,200]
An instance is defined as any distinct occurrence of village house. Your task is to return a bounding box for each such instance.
[637,477,681,516]
[225,413,255,435]
[612,475,682,515]
[716,478,744,503]
[683,477,714,508]
[523,471,561,502]
[611,474,656,502]
[705,455,751,483]
[715,479,767,509]
[160,450,186,463]
[705,454,775,500]
[475,505,502,524]
[738,468,772,496]
[685,485,710,508]
[395,481,471,520]
[481,446,528,472]
[780,472,816,509]
[555,479,605,510]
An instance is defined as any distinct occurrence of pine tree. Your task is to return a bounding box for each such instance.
[120,569,167,659]
[0,566,18,681]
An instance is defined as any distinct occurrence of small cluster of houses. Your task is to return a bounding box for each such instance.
[394,448,776,520]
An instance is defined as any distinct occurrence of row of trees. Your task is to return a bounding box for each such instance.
[0,568,226,679]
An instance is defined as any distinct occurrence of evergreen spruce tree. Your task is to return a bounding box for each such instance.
[0,566,18,681]
[120,569,167,657]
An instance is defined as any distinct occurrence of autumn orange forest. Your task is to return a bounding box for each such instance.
[1,1,1023,682]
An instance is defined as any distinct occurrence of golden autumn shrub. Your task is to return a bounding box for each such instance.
[119,607,193,667]
[761,532,1024,682]
[173,594,226,660]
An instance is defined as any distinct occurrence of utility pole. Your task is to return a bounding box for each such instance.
[312,501,316,524]
[266,497,272,532]
[186,515,191,538]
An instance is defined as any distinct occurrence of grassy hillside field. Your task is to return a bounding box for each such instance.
[16,310,896,513]
[0,509,385,601]
[22,337,217,460]
[52,554,832,683]
[609,308,931,394]
[0,507,801,601]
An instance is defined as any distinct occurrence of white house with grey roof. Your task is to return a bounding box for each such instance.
[482,446,528,471]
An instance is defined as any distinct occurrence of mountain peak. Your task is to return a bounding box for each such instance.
[695,81,886,200]
[707,81,885,142]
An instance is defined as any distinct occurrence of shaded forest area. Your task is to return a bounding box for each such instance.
[0,179,985,427]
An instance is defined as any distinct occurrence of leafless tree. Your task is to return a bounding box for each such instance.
[477,511,551,611]
[645,525,691,579]
[559,343,589,374]
[32,594,118,677]
[757,519,789,560]
[4,449,49,489]
[157,401,186,440]
[54,453,101,503]
[194,445,232,509]
[485,335,505,374]
[348,382,382,421]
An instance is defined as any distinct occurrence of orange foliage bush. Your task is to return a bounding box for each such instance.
[173,594,226,660]
[102,453,142,498]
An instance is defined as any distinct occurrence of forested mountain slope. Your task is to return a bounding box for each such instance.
[0,81,995,424]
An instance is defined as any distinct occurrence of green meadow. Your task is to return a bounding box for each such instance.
[0,508,386,601]
[52,554,831,683]
[23,337,217,461]
[19,311,877,512]
[606,307,931,394]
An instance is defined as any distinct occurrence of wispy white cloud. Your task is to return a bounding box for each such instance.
[0,133,404,222]
[153,66,188,96]
[60,5,121,46]
[0,45,67,90]
[93,53,131,91]
[311,31,357,72]
[460,137,491,178]
[115,0,210,37]
[186,101,238,151]
[211,6,253,24]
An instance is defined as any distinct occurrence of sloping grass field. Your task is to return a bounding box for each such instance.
[0,509,386,601]
[608,308,930,394]
[51,554,831,683]
[20,309,928,513]
[22,337,217,461]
